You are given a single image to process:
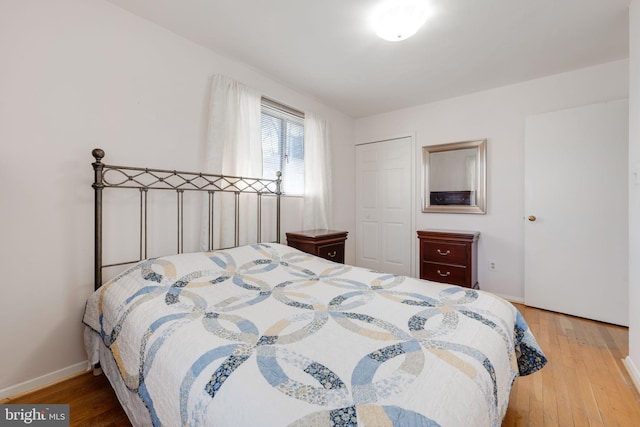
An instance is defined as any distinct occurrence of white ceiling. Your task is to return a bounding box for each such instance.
[106,0,630,118]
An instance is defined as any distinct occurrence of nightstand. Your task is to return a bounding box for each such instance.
[417,230,480,289]
[286,229,348,263]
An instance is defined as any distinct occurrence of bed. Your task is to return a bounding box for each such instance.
[83,149,546,426]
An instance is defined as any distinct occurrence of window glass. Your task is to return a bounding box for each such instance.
[261,103,304,195]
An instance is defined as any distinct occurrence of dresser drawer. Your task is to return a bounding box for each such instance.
[422,262,467,286]
[421,241,468,265]
[317,243,345,263]
[417,230,480,289]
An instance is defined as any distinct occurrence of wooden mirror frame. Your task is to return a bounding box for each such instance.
[422,139,487,214]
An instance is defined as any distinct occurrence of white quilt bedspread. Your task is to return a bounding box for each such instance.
[83,243,545,427]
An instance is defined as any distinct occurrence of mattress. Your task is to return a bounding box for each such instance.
[83,243,546,426]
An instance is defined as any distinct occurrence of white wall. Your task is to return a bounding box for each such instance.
[627,0,640,388]
[0,0,354,395]
[355,60,629,300]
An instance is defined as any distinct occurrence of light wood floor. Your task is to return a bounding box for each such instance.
[503,303,640,426]
[3,304,639,426]
[1,370,129,426]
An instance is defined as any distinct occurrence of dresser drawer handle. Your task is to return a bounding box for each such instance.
[436,270,451,277]
[327,251,337,258]
[436,249,450,256]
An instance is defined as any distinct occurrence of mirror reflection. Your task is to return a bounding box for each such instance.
[422,139,486,214]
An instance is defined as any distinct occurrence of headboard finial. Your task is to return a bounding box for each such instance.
[92,148,105,162]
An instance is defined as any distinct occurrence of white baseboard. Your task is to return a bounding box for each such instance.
[494,293,525,304]
[0,361,89,400]
[623,356,640,394]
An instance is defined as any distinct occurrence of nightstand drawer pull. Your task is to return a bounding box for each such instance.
[436,249,451,256]
[327,251,337,258]
[436,270,451,277]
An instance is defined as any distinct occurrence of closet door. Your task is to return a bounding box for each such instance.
[356,137,413,276]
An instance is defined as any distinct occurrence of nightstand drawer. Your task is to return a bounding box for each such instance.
[422,262,467,286]
[317,243,345,263]
[286,229,348,264]
[421,241,468,265]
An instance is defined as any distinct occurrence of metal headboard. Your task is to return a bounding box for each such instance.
[91,148,282,291]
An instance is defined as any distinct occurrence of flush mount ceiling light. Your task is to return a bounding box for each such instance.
[373,0,431,42]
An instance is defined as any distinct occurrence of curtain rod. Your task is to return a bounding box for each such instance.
[262,97,305,119]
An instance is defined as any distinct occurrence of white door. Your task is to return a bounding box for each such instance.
[524,99,628,326]
[356,137,413,276]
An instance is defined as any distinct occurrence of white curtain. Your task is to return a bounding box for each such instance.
[303,113,333,230]
[201,75,262,250]
[205,75,262,176]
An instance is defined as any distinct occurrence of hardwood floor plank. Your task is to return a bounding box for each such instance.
[515,368,532,413]
[541,358,558,426]
[566,360,591,425]
[591,380,618,427]
[549,320,574,426]
[545,363,573,426]
[576,360,604,424]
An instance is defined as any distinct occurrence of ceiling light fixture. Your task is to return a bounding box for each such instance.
[373,0,431,42]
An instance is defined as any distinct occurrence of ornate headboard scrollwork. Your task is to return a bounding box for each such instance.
[92,148,282,290]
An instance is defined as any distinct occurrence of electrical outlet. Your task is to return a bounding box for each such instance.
[488,260,497,271]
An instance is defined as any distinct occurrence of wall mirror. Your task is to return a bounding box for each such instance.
[422,139,486,214]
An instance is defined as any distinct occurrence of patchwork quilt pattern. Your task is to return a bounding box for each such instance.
[83,243,546,427]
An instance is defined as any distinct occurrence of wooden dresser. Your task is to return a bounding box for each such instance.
[417,230,480,289]
[285,229,348,264]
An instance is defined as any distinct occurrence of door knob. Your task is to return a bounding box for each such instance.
[528,215,537,222]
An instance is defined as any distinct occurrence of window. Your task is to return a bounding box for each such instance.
[261,100,304,195]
